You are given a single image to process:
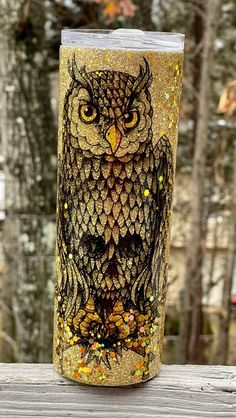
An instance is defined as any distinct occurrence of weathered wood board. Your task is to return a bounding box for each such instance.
[0,363,236,417]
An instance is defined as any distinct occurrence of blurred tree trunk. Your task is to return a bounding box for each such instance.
[217,138,236,364]
[179,0,220,364]
[132,0,155,29]
[191,0,205,157]
[0,0,56,362]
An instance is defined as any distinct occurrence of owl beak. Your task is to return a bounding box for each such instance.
[105,124,122,154]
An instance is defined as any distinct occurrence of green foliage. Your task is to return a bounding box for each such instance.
[165,309,180,336]
[165,309,213,336]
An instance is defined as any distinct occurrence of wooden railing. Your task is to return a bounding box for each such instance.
[0,363,236,417]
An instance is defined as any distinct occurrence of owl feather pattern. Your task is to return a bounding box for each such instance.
[56,55,173,370]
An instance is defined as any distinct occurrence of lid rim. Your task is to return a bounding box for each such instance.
[61,29,185,52]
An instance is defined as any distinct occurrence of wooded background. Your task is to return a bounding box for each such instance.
[0,0,236,366]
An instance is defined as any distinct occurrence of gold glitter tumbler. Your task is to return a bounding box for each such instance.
[54,29,184,385]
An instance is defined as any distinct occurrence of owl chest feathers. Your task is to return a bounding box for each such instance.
[62,145,158,251]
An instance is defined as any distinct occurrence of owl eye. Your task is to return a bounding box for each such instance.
[123,110,139,130]
[79,104,98,124]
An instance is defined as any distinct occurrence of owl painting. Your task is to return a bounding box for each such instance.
[56,54,174,378]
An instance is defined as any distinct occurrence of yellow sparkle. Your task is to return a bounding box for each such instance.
[64,203,68,209]
[144,189,150,197]
[159,176,163,182]
[81,366,92,375]
[68,253,73,260]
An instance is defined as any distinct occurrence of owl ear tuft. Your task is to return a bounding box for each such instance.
[68,54,85,81]
[131,57,153,97]
[67,54,95,98]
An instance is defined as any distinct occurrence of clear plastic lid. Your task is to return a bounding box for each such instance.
[61,29,185,52]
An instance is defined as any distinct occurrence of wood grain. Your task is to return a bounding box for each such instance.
[0,363,236,417]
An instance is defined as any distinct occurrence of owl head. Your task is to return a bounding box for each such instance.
[65,55,153,159]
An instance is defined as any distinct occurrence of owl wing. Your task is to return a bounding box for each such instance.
[131,135,173,311]
[56,146,90,320]
[151,134,174,308]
